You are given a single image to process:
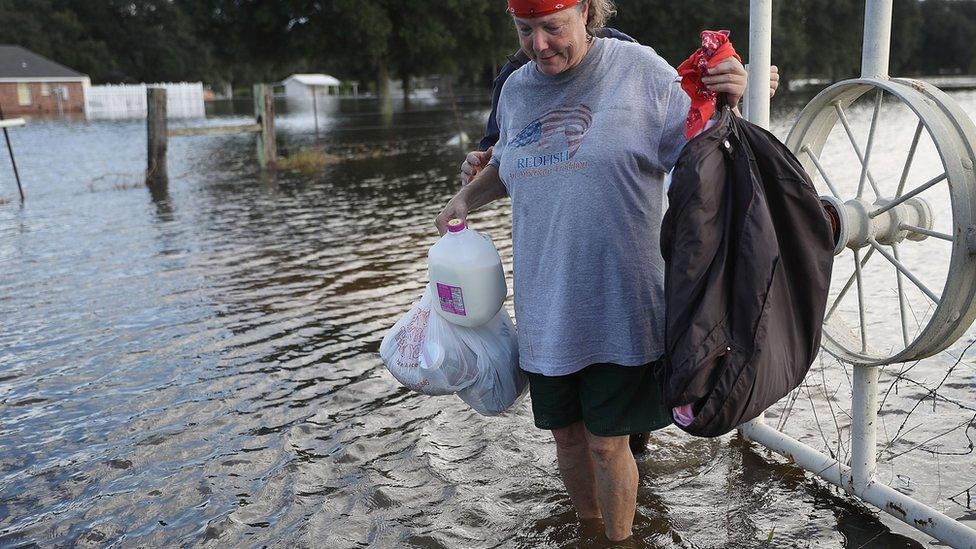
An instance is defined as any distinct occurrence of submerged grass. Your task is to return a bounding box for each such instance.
[279,146,401,175]
[278,148,339,174]
[85,172,143,193]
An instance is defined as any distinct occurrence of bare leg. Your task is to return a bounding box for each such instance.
[551,421,601,519]
[585,429,638,541]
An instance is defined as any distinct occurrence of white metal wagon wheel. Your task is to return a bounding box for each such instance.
[785,77,976,366]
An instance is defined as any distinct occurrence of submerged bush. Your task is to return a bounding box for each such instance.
[278,149,338,174]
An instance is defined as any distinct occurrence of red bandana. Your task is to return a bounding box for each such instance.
[676,30,741,139]
[507,0,580,17]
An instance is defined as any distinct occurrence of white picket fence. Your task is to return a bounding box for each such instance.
[85,82,205,120]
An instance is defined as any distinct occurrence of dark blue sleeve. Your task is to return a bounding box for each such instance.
[593,27,637,44]
[479,58,521,151]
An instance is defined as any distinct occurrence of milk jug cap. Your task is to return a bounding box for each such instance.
[447,219,466,233]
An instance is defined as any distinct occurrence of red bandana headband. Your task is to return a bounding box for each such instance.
[507,0,580,17]
[677,30,741,139]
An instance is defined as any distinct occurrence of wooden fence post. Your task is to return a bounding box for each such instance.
[146,88,168,190]
[253,84,277,168]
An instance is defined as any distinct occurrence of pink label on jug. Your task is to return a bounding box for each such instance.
[436,283,466,316]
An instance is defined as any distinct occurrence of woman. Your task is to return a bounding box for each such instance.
[434,0,748,543]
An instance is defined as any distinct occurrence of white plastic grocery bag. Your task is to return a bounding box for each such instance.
[380,288,480,395]
[380,287,526,415]
[455,310,526,416]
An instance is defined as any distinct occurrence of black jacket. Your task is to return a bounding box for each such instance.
[660,107,835,437]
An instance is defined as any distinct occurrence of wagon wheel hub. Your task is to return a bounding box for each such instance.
[823,195,934,255]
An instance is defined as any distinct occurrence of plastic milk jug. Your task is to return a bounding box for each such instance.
[427,219,506,327]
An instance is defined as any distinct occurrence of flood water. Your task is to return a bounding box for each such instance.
[2,88,976,548]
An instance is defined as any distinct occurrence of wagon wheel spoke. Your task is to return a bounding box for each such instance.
[802,145,842,199]
[868,238,940,304]
[892,243,910,347]
[870,172,947,218]
[825,247,876,321]
[834,102,881,199]
[857,90,884,199]
[896,120,925,197]
[854,248,868,352]
[898,223,953,242]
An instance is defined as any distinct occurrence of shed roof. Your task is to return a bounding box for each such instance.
[0,45,87,80]
[284,73,341,87]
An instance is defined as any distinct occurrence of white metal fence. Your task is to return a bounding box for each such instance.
[85,82,205,120]
[740,1,976,546]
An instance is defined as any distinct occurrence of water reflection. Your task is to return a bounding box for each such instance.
[731,437,924,548]
[149,184,173,217]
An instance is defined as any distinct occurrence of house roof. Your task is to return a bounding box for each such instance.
[283,73,341,87]
[0,45,87,80]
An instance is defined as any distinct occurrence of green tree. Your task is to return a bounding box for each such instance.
[916,0,976,74]
[798,0,864,81]
[0,0,115,81]
[389,0,455,100]
[178,0,306,90]
[770,0,809,89]
[6,0,976,95]
[890,0,923,75]
[297,0,392,104]
[297,0,514,106]
[55,0,216,83]
[611,0,749,66]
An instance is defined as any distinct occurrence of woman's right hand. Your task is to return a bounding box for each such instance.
[434,191,469,235]
[459,146,493,186]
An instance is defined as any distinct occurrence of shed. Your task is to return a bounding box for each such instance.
[0,45,90,116]
[282,74,342,100]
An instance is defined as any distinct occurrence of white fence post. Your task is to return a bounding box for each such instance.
[862,0,893,79]
[739,0,774,434]
[746,0,773,129]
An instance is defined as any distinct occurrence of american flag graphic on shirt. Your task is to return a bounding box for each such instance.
[509,104,593,159]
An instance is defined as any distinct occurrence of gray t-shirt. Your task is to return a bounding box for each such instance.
[490,37,691,376]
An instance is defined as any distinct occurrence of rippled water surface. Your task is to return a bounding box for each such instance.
[2,91,976,548]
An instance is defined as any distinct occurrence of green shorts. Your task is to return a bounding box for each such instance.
[522,361,672,436]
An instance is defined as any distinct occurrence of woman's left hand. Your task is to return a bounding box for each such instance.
[769,65,780,99]
[701,57,748,109]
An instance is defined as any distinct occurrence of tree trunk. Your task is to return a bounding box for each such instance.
[376,58,393,120]
[402,75,411,103]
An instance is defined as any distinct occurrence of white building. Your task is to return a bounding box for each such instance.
[282,74,342,101]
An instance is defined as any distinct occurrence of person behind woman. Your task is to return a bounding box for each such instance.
[435,0,748,543]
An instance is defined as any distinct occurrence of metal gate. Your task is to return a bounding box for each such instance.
[741,2,976,547]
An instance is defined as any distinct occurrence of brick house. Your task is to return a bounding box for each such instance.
[0,45,90,116]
